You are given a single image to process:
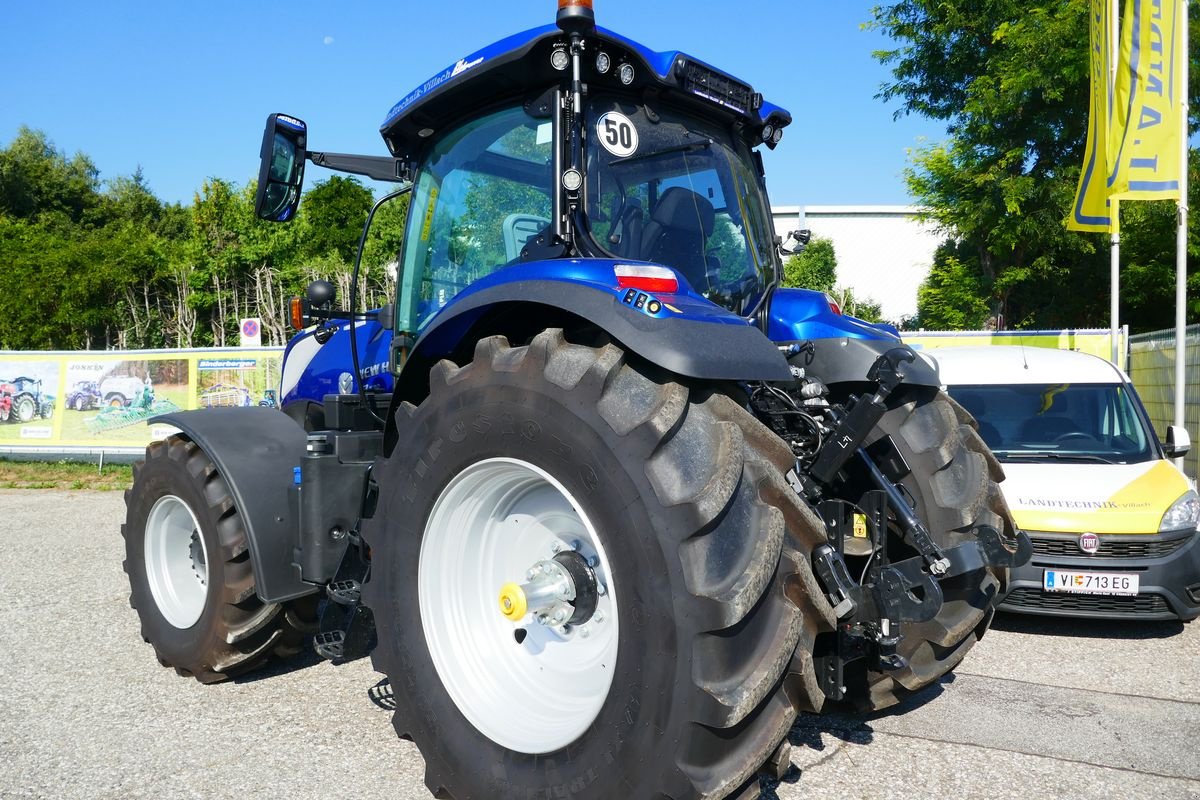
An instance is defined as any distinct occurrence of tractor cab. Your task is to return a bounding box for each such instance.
[257,2,792,349]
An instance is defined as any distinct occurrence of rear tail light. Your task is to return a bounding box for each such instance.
[615,264,679,294]
[825,293,842,315]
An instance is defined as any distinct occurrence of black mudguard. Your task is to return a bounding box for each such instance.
[152,408,316,604]
[784,337,942,388]
[405,280,793,383]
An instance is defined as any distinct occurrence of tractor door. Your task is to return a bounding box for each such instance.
[395,104,554,336]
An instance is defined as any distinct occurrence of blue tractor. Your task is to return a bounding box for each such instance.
[122,5,1028,798]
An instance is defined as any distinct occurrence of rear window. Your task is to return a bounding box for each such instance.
[946,383,1157,464]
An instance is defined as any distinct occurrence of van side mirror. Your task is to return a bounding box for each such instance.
[1165,425,1190,458]
[254,113,307,222]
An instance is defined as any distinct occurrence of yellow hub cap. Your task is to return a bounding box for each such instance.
[498,582,528,621]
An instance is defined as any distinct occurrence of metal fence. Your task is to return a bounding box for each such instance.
[1129,324,1200,479]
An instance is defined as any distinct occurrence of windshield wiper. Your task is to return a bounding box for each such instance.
[608,140,712,166]
[994,451,1118,465]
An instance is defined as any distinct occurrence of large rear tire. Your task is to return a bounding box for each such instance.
[14,395,34,423]
[840,386,1012,710]
[122,435,318,683]
[362,330,836,800]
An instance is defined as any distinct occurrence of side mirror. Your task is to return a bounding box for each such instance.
[1165,425,1190,458]
[254,113,307,222]
[779,228,811,256]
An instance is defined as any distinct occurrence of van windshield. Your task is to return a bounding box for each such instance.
[946,383,1157,464]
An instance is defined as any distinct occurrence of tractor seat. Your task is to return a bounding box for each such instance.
[641,187,715,289]
[502,213,550,263]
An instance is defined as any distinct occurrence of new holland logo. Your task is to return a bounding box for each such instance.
[451,55,484,77]
[1078,532,1101,555]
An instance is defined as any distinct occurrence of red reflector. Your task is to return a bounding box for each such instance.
[825,293,842,316]
[614,265,678,294]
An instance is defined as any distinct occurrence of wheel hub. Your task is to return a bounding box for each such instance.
[419,457,619,754]
[144,494,209,629]
[498,550,600,629]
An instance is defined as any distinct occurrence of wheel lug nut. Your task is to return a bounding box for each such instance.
[597,584,607,596]
[587,555,598,567]
[579,626,590,638]
[551,541,563,554]
[594,611,604,623]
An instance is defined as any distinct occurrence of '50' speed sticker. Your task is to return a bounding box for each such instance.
[596,111,638,158]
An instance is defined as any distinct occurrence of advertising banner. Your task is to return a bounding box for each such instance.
[0,348,282,454]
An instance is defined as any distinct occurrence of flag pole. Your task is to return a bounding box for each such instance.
[1173,0,1189,467]
[1109,0,1121,365]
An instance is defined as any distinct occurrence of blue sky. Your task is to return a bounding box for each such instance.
[0,1,947,208]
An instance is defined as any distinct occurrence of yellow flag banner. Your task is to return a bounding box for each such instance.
[1067,0,1115,232]
[1108,0,1184,200]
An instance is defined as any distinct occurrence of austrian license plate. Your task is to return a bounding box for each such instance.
[1043,570,1140,596]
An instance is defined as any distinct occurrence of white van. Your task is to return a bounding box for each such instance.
[927,346,1199,620]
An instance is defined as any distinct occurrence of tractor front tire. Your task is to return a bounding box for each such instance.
[362,330,836,800]
[842,386,1013,711]
[122,435,317,683]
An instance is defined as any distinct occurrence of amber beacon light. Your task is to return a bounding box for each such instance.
[556,0,595,32]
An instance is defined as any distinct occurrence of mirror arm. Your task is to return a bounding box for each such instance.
[306,151,411,183]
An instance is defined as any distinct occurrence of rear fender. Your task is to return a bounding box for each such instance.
[152,408,316,603]
[404,278,791,384]
[385,276,792,453]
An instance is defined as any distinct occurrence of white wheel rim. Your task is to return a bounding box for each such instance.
[419,457,619,754]
[144,494,209,628]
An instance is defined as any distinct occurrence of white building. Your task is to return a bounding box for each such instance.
[771,205,943,322]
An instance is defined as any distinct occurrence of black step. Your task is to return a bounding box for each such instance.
[314,631,345,660]
[327,579,362,605]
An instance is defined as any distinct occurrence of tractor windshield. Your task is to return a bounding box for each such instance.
[585,94,777,314]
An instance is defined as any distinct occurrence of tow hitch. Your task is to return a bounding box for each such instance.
[783,348,1032,702]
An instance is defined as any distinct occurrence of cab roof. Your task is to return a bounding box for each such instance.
[924,346,1129,386]
[378,24,791,160]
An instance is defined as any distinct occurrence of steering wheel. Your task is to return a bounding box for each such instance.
[1053,432,1096,444]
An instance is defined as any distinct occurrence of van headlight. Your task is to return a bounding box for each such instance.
[1160,490,1200,532]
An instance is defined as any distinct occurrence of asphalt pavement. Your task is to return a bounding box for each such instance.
[2,490,1197,800]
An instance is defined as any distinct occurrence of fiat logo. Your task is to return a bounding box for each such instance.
[1078,532,1101,554]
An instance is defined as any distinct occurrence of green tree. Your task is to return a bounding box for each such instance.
[0,127,99,222]
[911,241,993,330]
[301,176,375,264]
[781,237,837,291]
[870,1,1200,331]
